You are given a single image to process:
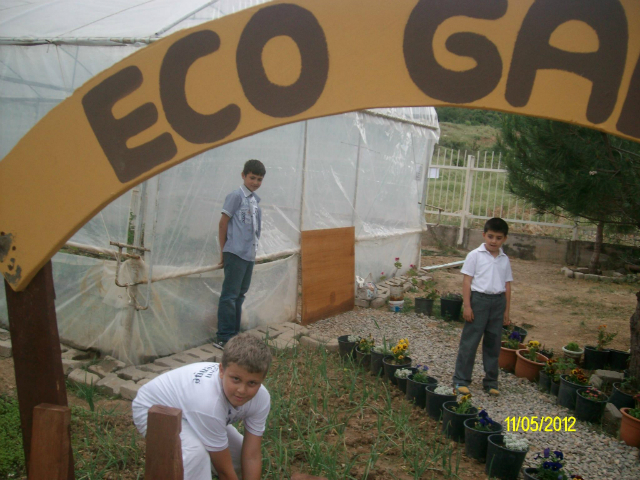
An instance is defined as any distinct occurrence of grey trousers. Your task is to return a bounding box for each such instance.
[452,291,506,390]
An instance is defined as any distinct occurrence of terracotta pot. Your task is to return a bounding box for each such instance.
[620,408,640,448]
[514,350,548,382]
[498,343,526,372]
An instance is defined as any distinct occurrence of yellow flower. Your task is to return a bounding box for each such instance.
[398,355,404,360]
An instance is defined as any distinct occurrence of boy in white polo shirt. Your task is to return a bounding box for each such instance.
[452,218,513,396]
[132,333,271,480]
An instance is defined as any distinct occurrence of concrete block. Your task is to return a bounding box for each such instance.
[594,370,624,383]
[573,272,585,279]
[61,348,96,361]
[325,339,339,353]
[564,269,574,278]
[281,323,309,339]
[68,369,101,387]
[355,298,371,307]
[246,329,268,341]
[590,374,603,389]
[299,336,321,349]
[170,353,202,365]
[419,275,433,283]
[117,366,157,382]
[0,339,12,357]
[584,274,600,281]
[96,374,129,396]
[62,358,91,375]
[154,357,187,369]
[255,325,283,339]
[183,347,217,362]
[89,356,126,378]
[375,285,389,295]
[603,402,622,436]
[0,328,9,341]
[59,344,69,353]
[376,290,390,301]
[371,297,387,308]
[275,329,296,342]
[138,363,171,374]
[138,378,153,386]
[269,337,298,350]
[309,333,331,344]
[119,381,141,401]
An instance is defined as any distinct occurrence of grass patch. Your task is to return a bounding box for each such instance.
[0,395,24,479]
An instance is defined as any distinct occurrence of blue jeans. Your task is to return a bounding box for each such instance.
[217,252,254,342]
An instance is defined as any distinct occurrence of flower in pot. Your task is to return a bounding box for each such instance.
[575,387,608,423]
[538,358,557,393]
[583,325,617,370]
[370,338,393,377]
[440,291,463,321]
[405,364,436,408]
[561,341,583,362]
[486,433,529,480]
[355,335,375,369]
[523,448,569,480]
[383,338,411,384]
[499,330,524,372]
[464,410,503,462]
[425,385,457,420]
[549,357,576,396]
[337,334,360,359]
[442,394,478,442]
[539,344,554,360]
[415,280,439,316]
[620,393,640,448]
[394,367,415,394]
[610,376,640,410]
[515,341,548,382]
[557,368,590,410]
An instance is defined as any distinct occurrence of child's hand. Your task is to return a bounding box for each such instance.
[218,254,224,266]
[463,308,474,322]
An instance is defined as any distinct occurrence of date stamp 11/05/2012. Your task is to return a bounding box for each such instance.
[504,416,576,432]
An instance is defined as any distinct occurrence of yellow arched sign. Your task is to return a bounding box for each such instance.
[2,0,639,291]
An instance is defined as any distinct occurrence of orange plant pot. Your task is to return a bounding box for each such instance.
[514,350,548,382]
[620,408,640,448]
[498,342,526,372]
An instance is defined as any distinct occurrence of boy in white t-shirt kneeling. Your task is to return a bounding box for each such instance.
[132,333,272,480]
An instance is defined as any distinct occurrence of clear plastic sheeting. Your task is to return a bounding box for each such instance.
[0,0,440,365]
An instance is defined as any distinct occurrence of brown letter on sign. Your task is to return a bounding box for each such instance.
[237,3,329,118]
[403,0,507,104]
[82,66,177,183]
[160,30,241,144]
[506,0,627,124]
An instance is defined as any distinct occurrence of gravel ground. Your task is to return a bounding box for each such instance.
[306,308,640,480]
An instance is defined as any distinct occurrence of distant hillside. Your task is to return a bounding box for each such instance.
[435,107,503,152]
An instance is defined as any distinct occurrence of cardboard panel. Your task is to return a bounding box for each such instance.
[301,227,354,325]
[3,0,640,290]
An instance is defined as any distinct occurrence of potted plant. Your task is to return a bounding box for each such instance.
[620,394,640,448]
[583,324,617,370]
[414,280,438,316]
[609,348,631,371]
[337,334,360,359]
[557,368,590,409]
[394,367,416,394]
[561,341,583,363]
[499,330,525,372]
[539,345,554,360]
[486,433,529,480]
[575,387,608,423]
[503,324,528,343]
[609,376,639,410]
[522,448,570,480]
[440,292,463,321]
[370,338,392,377]
[442,394,478,442]
[382,338,411,384]
[355,335,374,369]
[464,410,503,462]
[406,364,437,408]
[425,384,457,420]
[538,359,556,393]
[515,341,548,382]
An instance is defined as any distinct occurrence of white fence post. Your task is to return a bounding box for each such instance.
[457,154,475,245]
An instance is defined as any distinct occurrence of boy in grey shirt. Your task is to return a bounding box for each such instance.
[216,159,265,346]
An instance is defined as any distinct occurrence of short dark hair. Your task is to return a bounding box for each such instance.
[484,217,509,236]
[243,159,266,177]
[221,332,272,375]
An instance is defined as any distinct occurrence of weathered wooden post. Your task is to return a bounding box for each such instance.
[28,404,71,480]
[145,405,184,480]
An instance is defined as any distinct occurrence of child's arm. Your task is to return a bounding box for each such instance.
[218,214,230,265]
[241,432,263,480]
[504,281,511,325]
[462,274,474,322]
[209,448,239,480]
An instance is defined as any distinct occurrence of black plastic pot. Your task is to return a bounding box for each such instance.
[414,297,434,316]
[540,349,554,360]
[354,347,370,370]
[383,356,412,385]
[425,384,457,419]
[370,350,386,377]
[550,380,560,396]
[337,335,357,360]
[609,382,636,410]
[396,367,417,394]
[485,434,528,480]
[557,374,590,410]
[406,375,437,408]
[522,467,537,480]
[583,345,610,370]
[440,297,463,321]
[441,402,478,442]
[463,418,503,462]
[502,325,528,343]
[575,388,607,423]
[609,349,631,371]
[538,371,551,393]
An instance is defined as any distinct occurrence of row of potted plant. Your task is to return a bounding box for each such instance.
[560,325,630,371]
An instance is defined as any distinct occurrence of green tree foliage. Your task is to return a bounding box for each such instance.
[436,107,504,128]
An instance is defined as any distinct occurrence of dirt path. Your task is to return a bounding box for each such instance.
[419,248,636,354]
